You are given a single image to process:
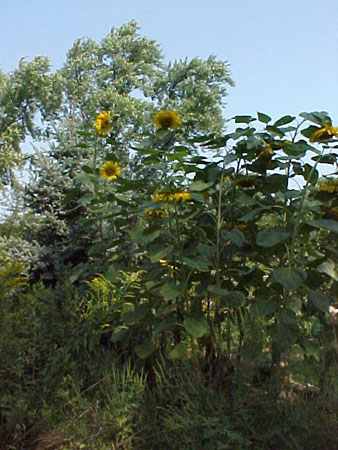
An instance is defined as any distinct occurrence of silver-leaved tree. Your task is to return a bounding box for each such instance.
[2,21,233,285]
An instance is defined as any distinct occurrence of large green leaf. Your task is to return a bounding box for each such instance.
[250,298,279,317]
[152,316,177,336]
[149,244,174,263]
[256,229,289,247]
[129,225,161,245]
[189,180,214,191]
[273,115,295,127]
[221,291,246,308]
[222,229,246,247]
[257,112,271,123]
[170,343,187,359]
[183,317,208,338]
[111,326,128,343]
[299,111,331,126]
[317,259,338,281]
[122,304,149,325]
[135,342,155,359]
[306,220,338,234]
[272,267,306,290]
[308,289,330,312]
[233,115,255,124]
[183,256,212,272]
[207,285,228,296]
[160,281,182,301]
[286,297,302,314]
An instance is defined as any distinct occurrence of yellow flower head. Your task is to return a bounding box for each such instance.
[310,124,338,143]
[153,192,172,203]
[95,111,111,136]
[170,190,191,202]
[145,208,167,218]
[154,110,180,130]
[318,178,338,193]
[99,161,120,180]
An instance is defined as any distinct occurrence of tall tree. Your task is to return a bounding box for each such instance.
[6,21,234,285]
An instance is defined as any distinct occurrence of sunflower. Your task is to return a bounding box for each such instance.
[170,191,191,202]
[95,111,111,136]
[318,178,338,193]
[323,206,338,221]
[145,208,167,218]
[310,124,338,143]
[99,161,120,180]
[153,192,172,203]
[235,177,257,188]
[257,144,274,161]
[154,110,180,129]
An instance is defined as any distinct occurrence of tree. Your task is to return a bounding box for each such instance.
[5,21,233,285]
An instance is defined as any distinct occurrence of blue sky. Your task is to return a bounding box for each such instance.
[1,0,338,124]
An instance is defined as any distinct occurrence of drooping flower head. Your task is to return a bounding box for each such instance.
[310,124,338,143]
[154,110,180,130]
[235,176,257,188]
[324,206,338,221]
[145,208,167,218]
[257,144,274,161]
[318,177,338,193]
[95,111,111,136]
[99,161,120,180]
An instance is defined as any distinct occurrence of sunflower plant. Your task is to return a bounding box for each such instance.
[69,107,337,383]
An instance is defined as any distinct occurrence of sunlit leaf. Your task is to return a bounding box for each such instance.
[273,115,295,127]
[170,343,187,359]
[189,180,214,191]
[257,112,271,123]
[317,259,338,281]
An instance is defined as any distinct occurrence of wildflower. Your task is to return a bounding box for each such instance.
[99,161,120,180]
[153,192,172,203]
[310,124,338,143]
[235,177,257,188]
[95,111,111,136]
[318,178,338,193]
[170,191,191,202]
[154,110,180,129]
[145,208,167,218]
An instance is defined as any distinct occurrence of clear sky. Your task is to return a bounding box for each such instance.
[1,0,338,124]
